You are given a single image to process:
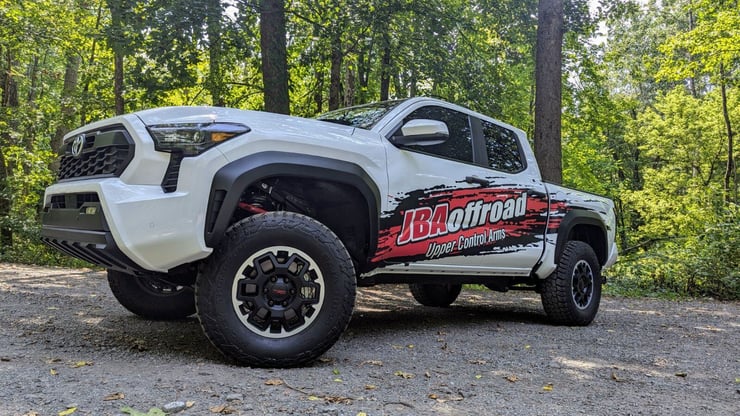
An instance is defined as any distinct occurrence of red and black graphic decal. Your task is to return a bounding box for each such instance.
[373,186,564,264]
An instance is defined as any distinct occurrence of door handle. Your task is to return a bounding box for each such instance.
[465,176,490,187]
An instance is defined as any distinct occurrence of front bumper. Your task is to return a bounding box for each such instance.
[41,178,213,273]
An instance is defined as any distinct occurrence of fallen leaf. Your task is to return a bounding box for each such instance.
[362,360,383,366]
[394,371,415,379]
[186,401,195,408]
[50,368,58,376]
[58,408,77,416]
[505,375,519,383]
[308,396,321,401]
[357,412,368,416]
[72,361,92,368]
[430,394,464,403]
[332,368,341,375]
[407,344,414,349]
[524,345,531,350]
[264,379,284,386]
[324,396,352,404]
[365,384,377,390]
[103,392,125,401]
[120,407,166,416]
[475,374,483,379]
[543,383,554,391]
[333,378,343,383]
[209,405,236,414]
[46,358,62,364]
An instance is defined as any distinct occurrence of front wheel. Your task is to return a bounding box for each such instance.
[107,270,196,320]
[196,212,356,368]
[540,241,602,325]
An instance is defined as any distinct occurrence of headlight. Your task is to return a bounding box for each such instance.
[148,122,250,156]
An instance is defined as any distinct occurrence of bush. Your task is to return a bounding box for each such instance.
[607,206,739,300]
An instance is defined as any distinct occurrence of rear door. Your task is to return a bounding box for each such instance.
[373,102,549,276]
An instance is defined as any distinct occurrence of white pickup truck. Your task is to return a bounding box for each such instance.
[42,97,617,367]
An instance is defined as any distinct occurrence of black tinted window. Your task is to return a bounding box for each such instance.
[482,120,524,173]
[395,106,473,163]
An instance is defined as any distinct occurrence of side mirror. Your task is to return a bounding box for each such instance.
[390,119,449,146]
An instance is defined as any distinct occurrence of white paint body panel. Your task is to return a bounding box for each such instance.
[44,97,617,277]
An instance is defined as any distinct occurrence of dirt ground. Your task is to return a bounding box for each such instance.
[0,263,737,416]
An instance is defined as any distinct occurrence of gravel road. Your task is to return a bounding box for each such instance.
[0,263,738,416]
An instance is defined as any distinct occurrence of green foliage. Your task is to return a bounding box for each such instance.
[607,205,739,300]
[0,0,737,300]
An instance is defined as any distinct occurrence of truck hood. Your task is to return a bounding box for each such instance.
[133,106,362,142]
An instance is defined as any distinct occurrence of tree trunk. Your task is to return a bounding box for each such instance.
[314,69,324,114]
[379,35,391,101]
[533,0,564,185]
[720,71,736,203]
[81,0,104,124]
[0,49,19,251]
[344,66,355,107]
[328,34,342,111]
[0,148,10,252]
[113,52,124,115]
[207,0,224,106]
[259,0,290,114]
[52,54,81,159]
[107,0,126,115]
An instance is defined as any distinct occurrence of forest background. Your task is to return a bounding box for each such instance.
[0,0,737,300]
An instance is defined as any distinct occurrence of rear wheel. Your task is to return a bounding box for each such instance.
[409,283,462,307]
[196,212,356,368]
[107,270,195,320]
[541,241,602,325]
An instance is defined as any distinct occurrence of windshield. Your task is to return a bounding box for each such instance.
[315,100,405,130]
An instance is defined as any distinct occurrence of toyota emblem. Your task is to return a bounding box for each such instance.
[71,134,85,158]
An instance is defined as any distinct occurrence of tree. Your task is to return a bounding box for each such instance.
[657,0,739,203]
[259,0,290,114]
[534,0,564,184]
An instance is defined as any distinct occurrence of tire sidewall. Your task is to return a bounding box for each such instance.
[409,283,462,307]
[196,212,356,366]
[542,241,602,325]
[107,269,195,320]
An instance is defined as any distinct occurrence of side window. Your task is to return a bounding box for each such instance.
[394,106,473,163]
[482,120,524,173]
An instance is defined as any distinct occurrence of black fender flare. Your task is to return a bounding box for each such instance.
[555,209,609,266]
[204,151,381,254]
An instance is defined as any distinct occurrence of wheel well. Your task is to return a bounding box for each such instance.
[205,152,380,271]
[234,176,372,272]
[567,224,607,266]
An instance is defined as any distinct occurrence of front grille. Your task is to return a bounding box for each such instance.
[58,125,134,180]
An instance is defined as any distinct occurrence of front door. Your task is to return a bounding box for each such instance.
[373,104,549,276]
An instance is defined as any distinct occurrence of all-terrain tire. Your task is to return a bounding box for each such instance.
[409,283,462,307]
[107,270,196,320]
[541,241,602,325]
[195,212,356,368]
